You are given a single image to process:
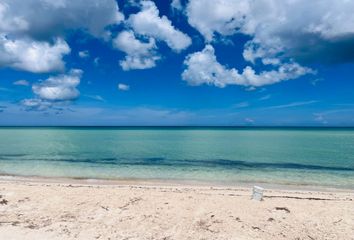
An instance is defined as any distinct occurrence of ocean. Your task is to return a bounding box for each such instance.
[0,127,353,188]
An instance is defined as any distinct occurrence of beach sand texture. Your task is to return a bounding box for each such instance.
[0,180,353,240]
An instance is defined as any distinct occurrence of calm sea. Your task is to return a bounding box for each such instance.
[0,127,353,188]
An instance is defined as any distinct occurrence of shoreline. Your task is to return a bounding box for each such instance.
[1,174,353,193]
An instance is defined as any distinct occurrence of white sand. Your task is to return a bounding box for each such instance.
[0,178,353,240]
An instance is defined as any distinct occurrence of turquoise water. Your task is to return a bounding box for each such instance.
[0,127,353,188]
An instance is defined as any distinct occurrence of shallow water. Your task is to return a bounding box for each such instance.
[0,127,353,188]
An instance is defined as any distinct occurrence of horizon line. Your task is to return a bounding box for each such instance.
[0,125,354,128]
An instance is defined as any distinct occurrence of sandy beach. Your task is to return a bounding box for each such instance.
[0,178,353,240]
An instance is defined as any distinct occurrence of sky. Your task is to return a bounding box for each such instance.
[0,0,353,126]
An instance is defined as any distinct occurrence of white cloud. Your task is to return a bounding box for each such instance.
[0,36,70,73]
[113,30,160,70]
[126,0,141,8]
[21,98,52,111]
[85,95,105,102]
[0,2,28,33]
[171,0,183,12]
[0,0,123,40]
[120,55,159,71]
[259,94,271,101]
[186,0,250,42]
[127,1,191,51]
[78,50,89,58]
[118,83,130,91]
[182,45,313,87]
[92,95,105,102]
[186,0,354,64]
[32,69,82,101]
[265,100,319,110]
[0,0,123,73]
[13,80,29,86]
[182,45,238,87]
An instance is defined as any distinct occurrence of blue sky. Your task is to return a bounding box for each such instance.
[0,0,353,126]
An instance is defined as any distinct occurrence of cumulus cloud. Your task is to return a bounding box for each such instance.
[0,0,123,73]
[113,30,160,70]
[186,0,250,42]
[0,36,70,73]
[32,69,82,101]
[0,2,28,34]
[127,0,191,52]
[182,45,313,87]
[183,0,350,87]
[186,0,354,64]
[22,69,83,111]
[0,0,123,40]
[118,83,130,91]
